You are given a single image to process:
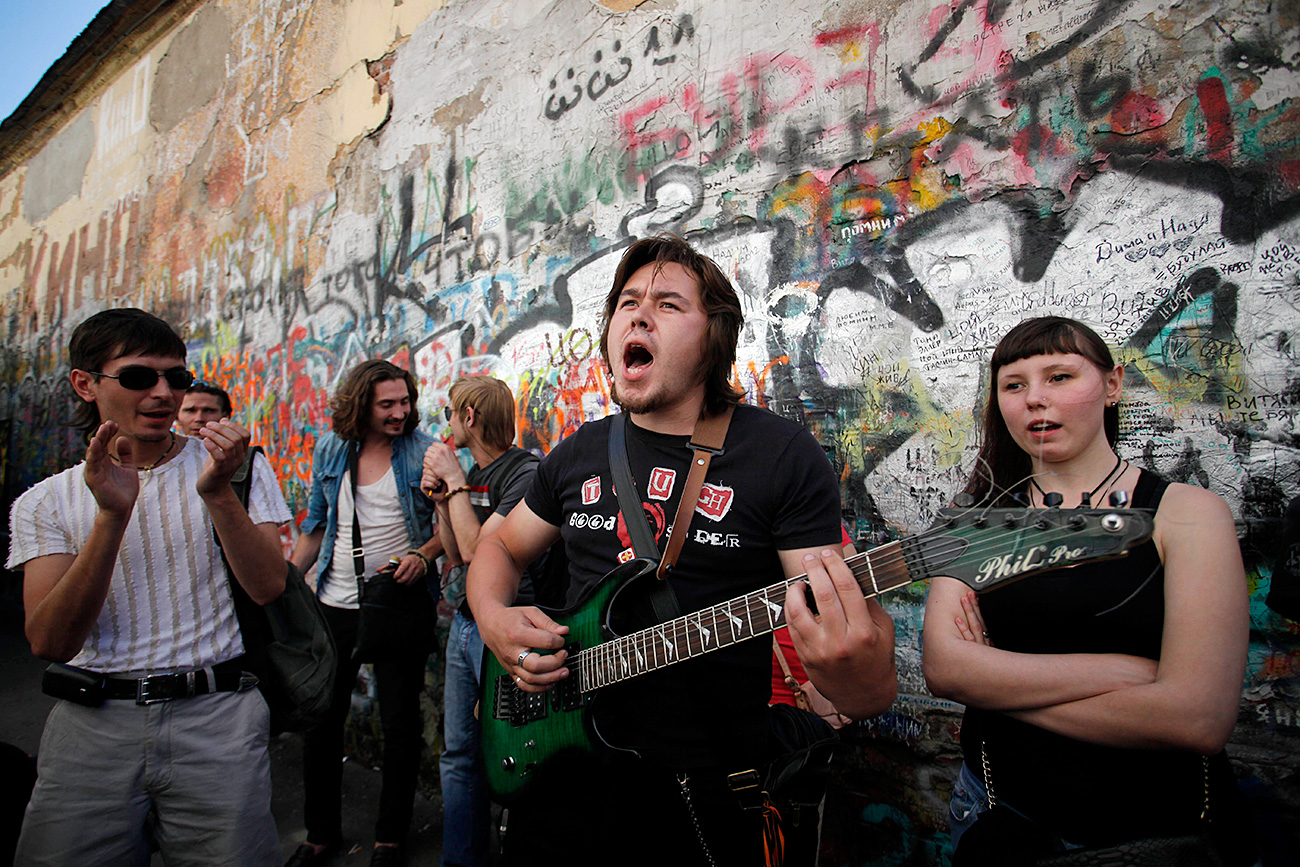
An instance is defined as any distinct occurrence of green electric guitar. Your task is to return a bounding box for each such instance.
[481,505,1155,802]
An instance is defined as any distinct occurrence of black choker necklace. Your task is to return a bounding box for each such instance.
[1030,452,1125,507]
[138,431,177,476]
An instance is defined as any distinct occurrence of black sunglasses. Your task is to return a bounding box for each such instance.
[443,406,454,422]
[87,366,195,391]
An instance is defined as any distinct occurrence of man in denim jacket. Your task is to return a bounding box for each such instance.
[288,360,441,867]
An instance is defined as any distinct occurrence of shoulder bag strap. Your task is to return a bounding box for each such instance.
[658,405,734,580]
[217,447,260,564]
[220,446,267,647]
[231,446,259,508]
[216,447,260,551]
[348,443,366,598]
[488,447,538,511]
[772,635,812,712]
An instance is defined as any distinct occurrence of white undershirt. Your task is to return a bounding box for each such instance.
[320,467,413,609]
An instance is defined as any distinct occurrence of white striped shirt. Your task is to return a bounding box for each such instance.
[6,438,292,673]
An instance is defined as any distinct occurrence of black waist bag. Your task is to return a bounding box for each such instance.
[765,702,838,803]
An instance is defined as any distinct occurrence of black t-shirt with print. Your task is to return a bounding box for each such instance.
[525,404,841,768]
[466,446,540,607]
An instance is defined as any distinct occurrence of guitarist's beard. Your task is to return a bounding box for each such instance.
[609,369,706,416]
[610,381,665,415]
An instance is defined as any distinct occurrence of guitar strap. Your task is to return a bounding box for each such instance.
[607,407,735,624]
[660,406,733,580]
[608,413,681,625]
[772,635,813,714]
[608,413,659,560]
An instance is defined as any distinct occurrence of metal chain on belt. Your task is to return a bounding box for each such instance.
[678,772,717,867]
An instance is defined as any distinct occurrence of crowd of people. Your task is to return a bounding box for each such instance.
[4,234,1256,866]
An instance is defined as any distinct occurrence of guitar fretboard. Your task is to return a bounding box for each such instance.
[573,538,935,692]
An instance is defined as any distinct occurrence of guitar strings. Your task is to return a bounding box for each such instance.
[568,470,1148,688]
[582,529,1119,677]
[574,509,1146,689]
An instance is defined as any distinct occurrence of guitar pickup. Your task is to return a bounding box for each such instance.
[492,640,584,725]
[550,641,584,712]
[550,675,584,712]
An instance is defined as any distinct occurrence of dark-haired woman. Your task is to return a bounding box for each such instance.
[923,316,1255,865]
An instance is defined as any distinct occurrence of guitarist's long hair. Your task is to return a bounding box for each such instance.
[964,316,1121,507]
[600,234,743,415]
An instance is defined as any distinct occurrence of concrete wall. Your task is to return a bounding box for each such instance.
[2,0,1298,860]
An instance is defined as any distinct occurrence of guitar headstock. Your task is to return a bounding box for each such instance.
[910,506,1156,592]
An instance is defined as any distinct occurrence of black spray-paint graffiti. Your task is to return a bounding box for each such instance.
[544,15,695,121]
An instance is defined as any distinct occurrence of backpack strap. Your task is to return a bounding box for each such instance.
[486,447,540,513]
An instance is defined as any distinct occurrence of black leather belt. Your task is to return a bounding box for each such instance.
[104,658,252,704]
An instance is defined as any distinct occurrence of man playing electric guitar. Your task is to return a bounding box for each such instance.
[468,234,898,865]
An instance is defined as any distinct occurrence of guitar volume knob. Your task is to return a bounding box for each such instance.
[501,757,515,773]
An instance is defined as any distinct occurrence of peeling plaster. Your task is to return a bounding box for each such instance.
[149,4,232,133]
[432,79,491,134]
[22,111,94,224]
[332,63,392,146]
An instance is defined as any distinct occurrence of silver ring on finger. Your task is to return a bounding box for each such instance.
[517,650,531,668]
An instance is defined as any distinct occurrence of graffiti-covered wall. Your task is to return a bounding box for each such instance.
[2,0,1298,861]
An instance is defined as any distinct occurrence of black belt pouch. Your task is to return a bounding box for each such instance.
[42,663,107,707]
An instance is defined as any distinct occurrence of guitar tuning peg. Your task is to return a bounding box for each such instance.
[953,493,976,507]
[1079,492,1091,508]
[1109,490,1129,507]
[1042,492,1064,507]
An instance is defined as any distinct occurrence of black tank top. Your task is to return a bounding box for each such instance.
[958,471,1254,860]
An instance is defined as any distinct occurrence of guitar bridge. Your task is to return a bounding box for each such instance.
[493,675,548,726]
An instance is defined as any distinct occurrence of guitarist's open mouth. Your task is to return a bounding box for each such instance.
[623,342,654,379]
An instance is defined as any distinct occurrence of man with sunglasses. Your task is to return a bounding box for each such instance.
[7,308,292,865]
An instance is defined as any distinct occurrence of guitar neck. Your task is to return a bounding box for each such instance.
[572,506,1155,693]
[575,543,911,693]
